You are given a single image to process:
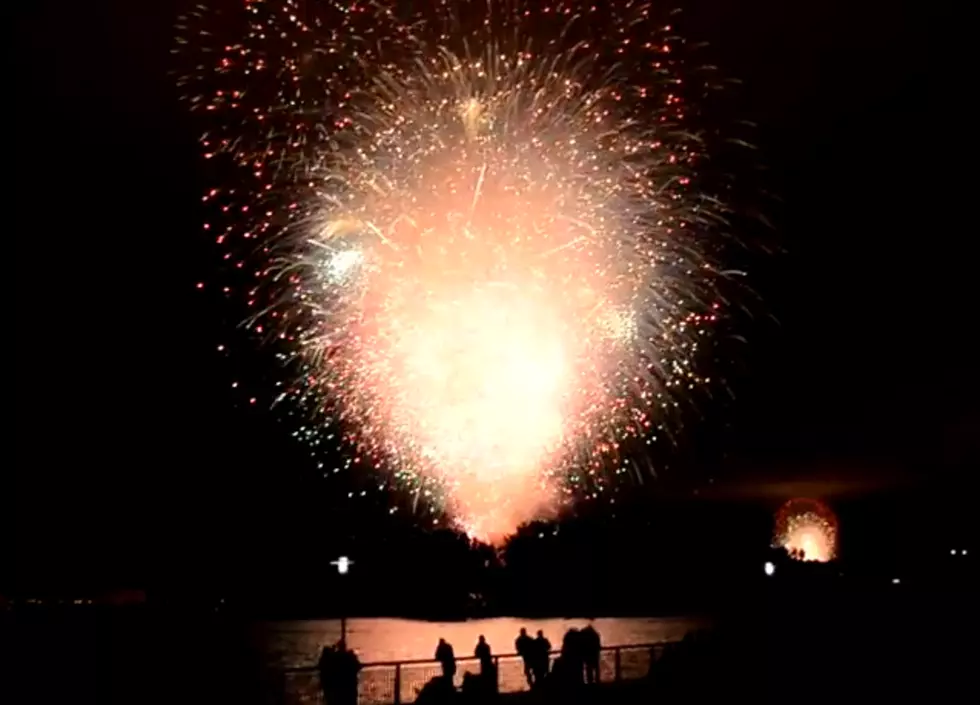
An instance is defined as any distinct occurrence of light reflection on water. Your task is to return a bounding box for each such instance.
[256,616,708,667]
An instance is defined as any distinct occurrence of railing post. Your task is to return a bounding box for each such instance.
[494,656,500,693]
[614,647,622,682]
[393,663,401,705]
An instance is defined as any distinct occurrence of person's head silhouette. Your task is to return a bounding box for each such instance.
[478,635,486,644]
[537,630,544,638]
[520,628,527,637]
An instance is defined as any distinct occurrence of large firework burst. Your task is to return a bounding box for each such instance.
[177,0,736,540]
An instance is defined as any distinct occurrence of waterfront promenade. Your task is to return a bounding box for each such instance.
[283,641,670,705]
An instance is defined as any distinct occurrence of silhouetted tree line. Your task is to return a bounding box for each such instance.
[144,483,973,618]
[181,498,780,617]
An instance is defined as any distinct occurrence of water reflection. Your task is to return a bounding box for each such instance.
[256,616,708,667]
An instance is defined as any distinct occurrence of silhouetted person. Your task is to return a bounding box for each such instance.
[580,624,601,684]
[561,628,584,685]
[416,675,455,705]
[320,641,361,705]
[470,636,497,698]
[435,638,457,680]
[515,628,534,686]
[532,630,551,686]
[474,635,493,674]
[318,644,336,704]
[549,634,584,704]
[461,671,481,701]
[333,640,361,705]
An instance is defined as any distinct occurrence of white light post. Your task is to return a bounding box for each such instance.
[331,556,353,644]
[332,555,353,575]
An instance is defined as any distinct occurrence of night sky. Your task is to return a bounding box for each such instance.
[13,0,972,600]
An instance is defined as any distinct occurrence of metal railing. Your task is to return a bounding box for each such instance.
[282,641,673,705]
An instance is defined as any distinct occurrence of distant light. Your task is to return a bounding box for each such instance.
[950,549,957,555]
[891,578,901,585]
[764,561,775,576]
[331,556,353,575]
[963,549,969,556]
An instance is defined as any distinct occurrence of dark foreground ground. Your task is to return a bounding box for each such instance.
[6,578,975,705]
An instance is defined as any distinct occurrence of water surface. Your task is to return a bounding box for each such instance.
[258,615,707,667]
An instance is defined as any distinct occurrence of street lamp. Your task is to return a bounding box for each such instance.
[332,555,353,575]
[331,556,353,644]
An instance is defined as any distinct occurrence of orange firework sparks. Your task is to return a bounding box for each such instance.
[775,498,839,562]
[178,1,735,541]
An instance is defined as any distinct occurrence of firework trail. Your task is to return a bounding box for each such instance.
[176,0,736,541]
[775,498,838,562]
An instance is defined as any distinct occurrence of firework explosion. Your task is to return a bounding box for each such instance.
[775,498,838,562]
[177,0,735,541]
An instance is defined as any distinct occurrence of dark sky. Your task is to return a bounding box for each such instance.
[13,0,972,595]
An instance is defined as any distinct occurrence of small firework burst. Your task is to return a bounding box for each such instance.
[775,498,839,562]
[176,1,740,541]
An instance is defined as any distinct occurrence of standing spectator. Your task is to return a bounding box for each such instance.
[515,627,535,687]
[435,638,457,681]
